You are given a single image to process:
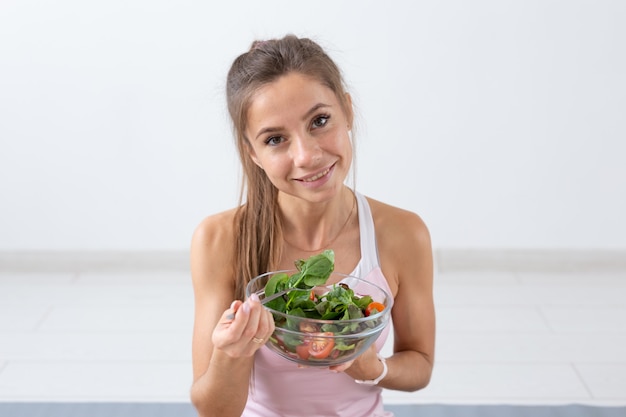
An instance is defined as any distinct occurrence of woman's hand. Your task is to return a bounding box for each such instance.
[328,344,382,380]
[211,293,275,358]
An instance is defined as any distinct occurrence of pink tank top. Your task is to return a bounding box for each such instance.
[243,192,395,417]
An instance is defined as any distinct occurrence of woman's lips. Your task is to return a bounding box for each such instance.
[297,164,334,182]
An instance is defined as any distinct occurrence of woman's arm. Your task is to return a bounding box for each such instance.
[189,211,274,417]
[339,199,435,391]
[379,206,435,391]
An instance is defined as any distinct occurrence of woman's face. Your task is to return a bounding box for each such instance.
[245,72,353,203]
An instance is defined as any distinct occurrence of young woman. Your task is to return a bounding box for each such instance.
[190,35,435,417]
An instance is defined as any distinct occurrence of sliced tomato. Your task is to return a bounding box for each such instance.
[365,301,385,316]
[308,332,335,359]
[296,342,310,360]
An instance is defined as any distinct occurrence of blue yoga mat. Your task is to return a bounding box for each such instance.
[0,403,625,417]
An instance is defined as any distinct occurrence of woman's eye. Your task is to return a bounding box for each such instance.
[265,136,284,146]
[312,115,330,129]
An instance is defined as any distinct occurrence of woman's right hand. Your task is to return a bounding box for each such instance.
[211,293,275,358]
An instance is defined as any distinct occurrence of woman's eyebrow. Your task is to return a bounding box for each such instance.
[255,126,282,141]
[301,103,331,121]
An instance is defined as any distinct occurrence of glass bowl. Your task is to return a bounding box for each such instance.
[246,270,393,367]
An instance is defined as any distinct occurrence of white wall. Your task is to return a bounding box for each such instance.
[1,1,625,251]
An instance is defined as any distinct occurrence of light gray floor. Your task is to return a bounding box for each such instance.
[1,259,625,406]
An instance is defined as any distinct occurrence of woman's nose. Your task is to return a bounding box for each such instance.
[290,135,321,167]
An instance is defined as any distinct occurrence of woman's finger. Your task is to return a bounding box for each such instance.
[219,300,242,324]
[329,360,354,373]
[241,293,263,341]
[215,294,273,353]
[260,307,275,339]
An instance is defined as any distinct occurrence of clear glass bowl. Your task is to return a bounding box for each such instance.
[246,270,393,367]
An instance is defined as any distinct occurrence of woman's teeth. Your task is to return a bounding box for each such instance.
[302,167,330,182]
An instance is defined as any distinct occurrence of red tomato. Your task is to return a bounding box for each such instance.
[296,343,310,360]
[308,332,335,359]
[365,301,385,316]
[309,290,315,301]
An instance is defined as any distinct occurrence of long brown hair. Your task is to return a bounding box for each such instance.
[226,34,352,300]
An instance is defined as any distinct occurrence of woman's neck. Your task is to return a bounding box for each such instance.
[279,187,356,253]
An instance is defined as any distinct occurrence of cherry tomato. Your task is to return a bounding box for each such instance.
[308,332,335,359]
[365,301,385,316]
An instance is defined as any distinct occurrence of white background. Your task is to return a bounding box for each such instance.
[1,0,625,252]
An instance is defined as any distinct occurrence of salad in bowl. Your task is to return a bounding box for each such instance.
[246,250,392,366]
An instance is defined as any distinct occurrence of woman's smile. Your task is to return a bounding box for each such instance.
[295,163,335,184]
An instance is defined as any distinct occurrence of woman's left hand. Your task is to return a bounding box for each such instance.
[328,344,381,379]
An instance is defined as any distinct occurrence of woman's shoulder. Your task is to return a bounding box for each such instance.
[364,195,432,262]
[190,208,241,294]
[362,196,432,293]
[191,208,240,266]
[364,196,429,235]
[193,208,239,242]
[192,208,239,243]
